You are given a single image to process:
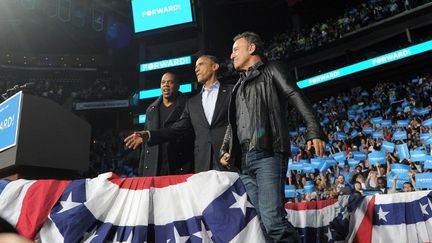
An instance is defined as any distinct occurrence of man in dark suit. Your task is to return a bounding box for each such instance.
[125,72,194,176]
[125,55,235,172]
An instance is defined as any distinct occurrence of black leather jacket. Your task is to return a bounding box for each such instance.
[220,61,324,159]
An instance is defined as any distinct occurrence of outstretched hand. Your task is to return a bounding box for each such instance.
[124,131,149,150]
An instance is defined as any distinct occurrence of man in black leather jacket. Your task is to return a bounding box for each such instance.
[220,32,326,243]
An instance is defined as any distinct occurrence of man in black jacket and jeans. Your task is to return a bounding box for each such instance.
[220,32,326,242]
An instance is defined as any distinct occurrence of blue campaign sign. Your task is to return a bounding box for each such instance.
[302,165,315,174]
[413,107,430,116]
[397,143,410,159]
[387,173,408,189]
[322,117,330,125]
[424,156,432,169]
[288,161,304,171]
[332,151,346,163]
[426,137,432,146]
[304,181,315,193]
[363,127,373,135]
[344,123,352,132]
[352,151,367,161]
[0,91,22,153]
[419,108,430,116]
[390,163,410,177]
[319,161,329,172]
[415,173,432,189]
[350,130,359,139]
[423,118,432,127]
[284,185,296,198]
[132,0,193,33]
[296,189,304,201]
[370,104,381,111]
[372,131,384,139]
[382,141,395,153]
[344,121,352,130]
[420,133,432,141]
[354,115,361,122]
[310,158,324,169]
[370,116,383,124]
[410,150,427,162]
[368,151,386,165]
[412,107,420,116]
[381,120,392,127]
[348,158,359,167]
[335,132,347,141]
[397,120,410,127]
[324,157,337,167]
[393,130,407,141]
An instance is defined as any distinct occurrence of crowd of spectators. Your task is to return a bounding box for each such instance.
[285,74,432,202]
[264,0,431,60]
[86,129,139,178]
[1,73,131,108]
[70,77,130,103]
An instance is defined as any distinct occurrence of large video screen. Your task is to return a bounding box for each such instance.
[131,0,193,34]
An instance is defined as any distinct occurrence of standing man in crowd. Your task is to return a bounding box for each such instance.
[220,32,326,242]
[126,72,194,176]
[125,55,236,172]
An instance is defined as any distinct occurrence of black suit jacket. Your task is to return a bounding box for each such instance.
[139,93,194,176]
[149,82,235,173]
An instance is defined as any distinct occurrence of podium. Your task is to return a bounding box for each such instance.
[0,91,91,180]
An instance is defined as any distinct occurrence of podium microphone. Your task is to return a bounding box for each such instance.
[20,82,34,89]
[6,85,20,93]
[1,83,32,100]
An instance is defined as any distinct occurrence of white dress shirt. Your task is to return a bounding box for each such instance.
[201,81,220,125]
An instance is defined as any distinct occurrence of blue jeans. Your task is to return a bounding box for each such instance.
[240,150,299,243]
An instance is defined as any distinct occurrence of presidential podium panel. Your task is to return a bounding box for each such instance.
[0,91,91,180]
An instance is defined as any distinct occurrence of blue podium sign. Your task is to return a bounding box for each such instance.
[0,91,22,152]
